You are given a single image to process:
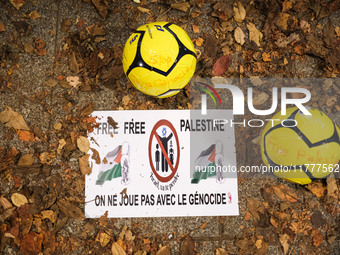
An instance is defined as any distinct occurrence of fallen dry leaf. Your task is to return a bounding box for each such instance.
[19,209,33,236]
[39,152,55,165]
[77,136,90,153]
[120,188,128,200]
[34,37,47,56]
[0,106,30,131]
[86,24,106,36]
[276,33,300,48]
[107,117,118,129]
[279,234,290,254]
[327,174,339,200]
[255,239,262,249]
[234,27,245,45]
[213,55,231,76]
[192,24,199,34]
[135,250,147,255]
[0,22,5,32]
[195,37,204,47]
[20,232,43,255]
[247,198,265,221]
[91,0,108,19]
[278,13,290,31]
[118,225,128,240]
[137,6,151,15]
[96,231,111,247]
[41,210,56,223]
[250,76,262,86]
[251,135,261,145]
[17,154,35,167]
[79,154,92,175]
[312,229,323,247]
[28,10,40,20]
[44,78,58,88]
[112,242,126,255]
[282,0,292,12]
[294,43,304,55]
[216,248,228,255]
[23,41,34,53]
[283,58,288,65]
[272,184,298,202]
[270,216,280,228]
[244,211,251,221]
[262,52,271,62]
[11,193,28,207]
[180,235,195,255]
[204,35,218,58]
[0,196,13,209]
[91,148,101,164]
[1,147,19,163]
[54,122,62,130]
[8,222,20,237]
[10,0,25,9]
[235,238,252,253]
[17,130,35,142]
[191,11,200,18]
[116,240,126,253]
[327,234,337,244]
[323,22,336,48]
[306,182,326,198]
[4,233,16,239]
[98,52,104,59]
[289,222,299,234]
[171,2,190,12]
[300,20,310,33]
[122,95,130,106]
[157,245,171,255]
[253,92,269,106]
[57,139,66,154]
[335,26,340,37]
[247,22,263,47]
[13,175,20,188]
[98,211,108,227]
[57,199,86,220]
[69,51,79,73]
[233,2,246,23]
[66,76,81,88]
[125,229,135,242]
[61,18,71,32]
[42,230,55,254]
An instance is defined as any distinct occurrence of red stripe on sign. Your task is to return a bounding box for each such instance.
[114,148,122,163]
[208,146,216,162]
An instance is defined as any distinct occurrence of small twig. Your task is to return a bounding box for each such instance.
[157,7,171,21]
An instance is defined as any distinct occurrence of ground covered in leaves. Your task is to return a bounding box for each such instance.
[0,0,339,254]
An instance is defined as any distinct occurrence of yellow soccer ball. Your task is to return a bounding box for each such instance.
[122,22,197,98]
[261,107,340,185]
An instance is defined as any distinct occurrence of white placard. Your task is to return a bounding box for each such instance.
[85,110,239,218]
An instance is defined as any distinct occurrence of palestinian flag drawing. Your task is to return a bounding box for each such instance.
[191,141,224,184]
[191,144,217,184]
[96,145,123,185]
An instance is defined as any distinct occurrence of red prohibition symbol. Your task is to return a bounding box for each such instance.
[148,119,180,183]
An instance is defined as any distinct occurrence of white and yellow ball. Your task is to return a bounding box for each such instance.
[123,22,197,98]
[261,107,340,185]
